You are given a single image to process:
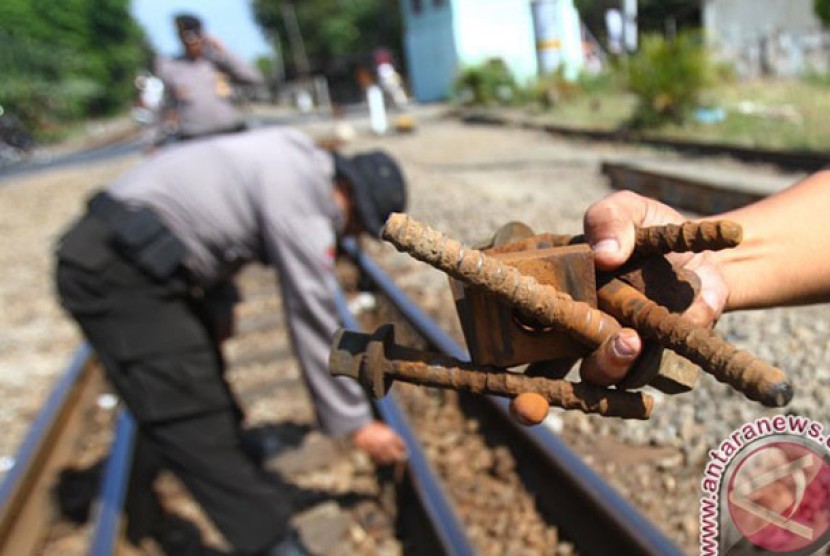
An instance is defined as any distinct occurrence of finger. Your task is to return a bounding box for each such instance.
[584,193,639,271]
[381,442,407,465]
[584,191,685,271]
[392,437,408,461]
[580,328,642,385]
[509,393,550,426]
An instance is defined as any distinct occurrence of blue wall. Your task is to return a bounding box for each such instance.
[401,1,458,102]
[453,0,538,84]
[401,0,539,102]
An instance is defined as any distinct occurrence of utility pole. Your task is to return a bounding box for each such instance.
[280,1,310,77]
[621,0,638,53]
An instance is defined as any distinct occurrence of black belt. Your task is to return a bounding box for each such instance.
[88,191,187,281]
[178,122,247,142]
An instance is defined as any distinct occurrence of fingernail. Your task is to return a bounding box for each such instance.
[612,333,638,359]
[592,238,620,256]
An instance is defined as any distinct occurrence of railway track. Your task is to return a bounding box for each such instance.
[3,124,790,554]
[0,345,137,556]
[461,109,829,173]
[0,236,684,555]
[4,108,828,555]
[600,161,771,215]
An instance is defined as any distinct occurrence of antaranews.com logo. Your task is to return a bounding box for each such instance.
[700,415,830,555]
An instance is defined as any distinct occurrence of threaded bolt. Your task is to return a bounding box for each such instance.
[330,327,653,419]
[598,279,793,407]
[635,221,743,257]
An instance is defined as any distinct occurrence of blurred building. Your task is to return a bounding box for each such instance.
[401,0,584,102]
[704,0,830,78]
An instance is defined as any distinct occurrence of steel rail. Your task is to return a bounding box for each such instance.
[341,238,684,556]
[88,409,137,556]
[0,343,102,556]
[462,110,830,173]
[333,286,476,556]
[601,160,769,215]
[0,342,138,556]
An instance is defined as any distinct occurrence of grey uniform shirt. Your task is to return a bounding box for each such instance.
[109,127,372,436]
[156,49,262,138]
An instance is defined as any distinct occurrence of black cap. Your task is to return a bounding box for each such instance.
[175,13,202,34]
[333,150,407,236]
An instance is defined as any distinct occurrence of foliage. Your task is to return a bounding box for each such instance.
[816,0,830,27]
[528,67,621,109]
[0,0,148,137]
[452,59,522,107]
[624,31,710,128]
[251,0,403,77]
[803,68,830,86]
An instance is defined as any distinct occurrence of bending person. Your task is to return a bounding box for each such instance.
[55,126,407,555]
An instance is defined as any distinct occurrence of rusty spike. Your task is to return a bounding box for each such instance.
[382,213,621,350]
[634,221,743,257]
[597,279,793,407]
[331,326,653,419]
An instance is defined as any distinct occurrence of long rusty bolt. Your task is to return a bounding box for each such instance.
[330,325,654,419]
[598,279,793,407]
[382,213,622,350]
[634,221,743,257]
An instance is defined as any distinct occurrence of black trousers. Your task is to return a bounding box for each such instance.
[55,213,288,555]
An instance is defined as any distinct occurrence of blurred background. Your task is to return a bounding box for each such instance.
[2,0,830,159]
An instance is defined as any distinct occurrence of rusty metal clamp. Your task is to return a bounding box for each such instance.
[376,214,792,410]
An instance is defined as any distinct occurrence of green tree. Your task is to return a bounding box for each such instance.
[252,0,403,76]
[0,0,147,136]
[816,0,830,26]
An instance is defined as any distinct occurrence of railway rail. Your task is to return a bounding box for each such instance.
[0,108,827,555]
[600,161,768,215]
[461,109,829,174]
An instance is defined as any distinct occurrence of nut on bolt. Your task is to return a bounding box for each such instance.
[330,326,393,399]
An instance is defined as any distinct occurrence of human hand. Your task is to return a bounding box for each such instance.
[204,35,226,55]
[351,421,407,465]
[579,190,729,385]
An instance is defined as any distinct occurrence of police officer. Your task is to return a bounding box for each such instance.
[154,13,263,142]
[55,126,407,555]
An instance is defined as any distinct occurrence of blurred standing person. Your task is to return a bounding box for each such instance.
[154,13,263,144]
[373,48,408,108]
[131,72,165,143]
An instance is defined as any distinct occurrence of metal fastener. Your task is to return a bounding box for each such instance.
[382,213,793,408]
[634,221,743,257]
[330,325,654,419]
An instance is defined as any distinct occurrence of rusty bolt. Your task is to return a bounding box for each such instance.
[598,279,793,407]
[634,221,743,257]
[382,213,621,350]
[330,325,654,419]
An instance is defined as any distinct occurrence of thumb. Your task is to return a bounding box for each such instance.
[583,195,638,271]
